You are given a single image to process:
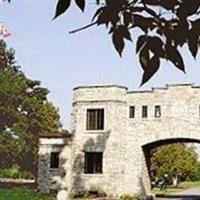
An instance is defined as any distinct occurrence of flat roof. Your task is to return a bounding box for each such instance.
[73,83,196,93]
[39,131,71,139]
[73,85,128,91]
[128,83,195,94]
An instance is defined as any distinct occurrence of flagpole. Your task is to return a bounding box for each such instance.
[0,0,2,23]
[0,0,3,40]
[0,1,3,40]
[0,1,11,39]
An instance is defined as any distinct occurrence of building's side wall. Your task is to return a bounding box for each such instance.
[38,138,70,193]
[69,86,128,197]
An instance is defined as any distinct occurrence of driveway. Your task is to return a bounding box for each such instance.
[156,188,200,200]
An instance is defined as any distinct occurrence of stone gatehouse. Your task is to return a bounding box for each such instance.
[38,84,200,198]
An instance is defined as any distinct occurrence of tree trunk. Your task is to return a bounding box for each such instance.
[172,175,179,187]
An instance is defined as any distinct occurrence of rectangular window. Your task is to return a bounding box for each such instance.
[142,106,148,118]
[84,152,103,174]
[155,105,161,118]
[50,152,59,169]
[129,106,135,118]
[86,109,104,130]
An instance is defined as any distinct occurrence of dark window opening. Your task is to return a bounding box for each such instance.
[50,152,59,168]
[129,106,135,118]
[155,105,161,118]
[86,109,104,130]
[84,152,103,174]
[142,106,148,118]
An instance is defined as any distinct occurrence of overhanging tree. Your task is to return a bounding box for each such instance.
[52,0,200,85]
[0,40,61,173]
[3,0,200,85]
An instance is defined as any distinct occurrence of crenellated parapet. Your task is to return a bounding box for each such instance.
[73,85,127,105]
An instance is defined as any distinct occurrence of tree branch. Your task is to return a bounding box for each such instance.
[69,22,97,34]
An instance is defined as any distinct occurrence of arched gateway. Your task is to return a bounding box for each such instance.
[38,84,200,198]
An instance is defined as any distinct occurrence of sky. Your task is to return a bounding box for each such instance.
[2,0,200,129]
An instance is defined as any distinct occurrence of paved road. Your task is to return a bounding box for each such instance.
[156,188,200,200]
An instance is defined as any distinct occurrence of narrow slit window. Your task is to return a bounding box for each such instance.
[155,105,161,118]
[86,109,104,130]
[199,105,200,117]
[84,152,103,174]
[129,106,135,118]
[50,152,59,169]
[142,106,148,118]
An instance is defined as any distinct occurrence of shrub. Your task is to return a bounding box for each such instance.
[0,164,34,180]
[70,190,107,199]
[20,171,34,179]
[120,194,142,200]
[8,164,20,179]
[69,191,88,198]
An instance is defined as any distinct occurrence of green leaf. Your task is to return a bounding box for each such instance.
[148,36,165,57]
[139,45,150,71]
[177,0,200,18]
[133,15,155,33]
[188,35,198,59]
[188,19,200,59]
[118,25,132,41]
[96,8,110,25]
[165,44,185,73]
[75,0,85,12]
[96,7,119,26]
[112,27,127,57]
[112,33,124,57]
[92,7,103,22]
[140,55,160,86]
[136,35,146,53]
[54,0,71,19]
[123,12,132,27]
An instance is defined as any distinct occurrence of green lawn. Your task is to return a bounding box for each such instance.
[179,181,200,188]
[0,188,55,200]
[152,181,200,195]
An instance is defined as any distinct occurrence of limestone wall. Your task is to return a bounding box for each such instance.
[70,86,128,196]
[38,84,200,197]
[38,138,70,193]
[127,84,200,146]
[70,84,200,197]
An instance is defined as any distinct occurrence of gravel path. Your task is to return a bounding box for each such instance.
[156,187,200,200]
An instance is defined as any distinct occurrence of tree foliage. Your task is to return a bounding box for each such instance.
[150,143,198,184]
[54,0,200,85]
[0,40,61,171]
[188,162,200,181]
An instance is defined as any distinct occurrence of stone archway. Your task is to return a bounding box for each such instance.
[141,138,200,195]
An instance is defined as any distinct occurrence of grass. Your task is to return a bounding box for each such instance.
[152,181,200,196]
[179,181,200,188]
[152,187,183,195]
[0,188,56,200]
[2,182,200,200]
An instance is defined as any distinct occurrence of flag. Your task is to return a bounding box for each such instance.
[0,24,11,38]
